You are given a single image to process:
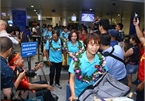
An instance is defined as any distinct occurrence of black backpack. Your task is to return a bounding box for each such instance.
[21,32,29,42]
[116,31,124,42]
[48,38,64,53]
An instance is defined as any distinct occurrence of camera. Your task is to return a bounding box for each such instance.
[35,61,42,67]
[15,67,37,77]
[93,21,99,31]
[134,13,138,22]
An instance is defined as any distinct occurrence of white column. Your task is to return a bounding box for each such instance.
[8,8,12,20]
[38,9,42,27]
[62,10,68,26]
[79,10,82,24]
[52,17,60,27]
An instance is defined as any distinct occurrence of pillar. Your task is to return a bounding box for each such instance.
[62,10,68,26]
[38,9,42,28]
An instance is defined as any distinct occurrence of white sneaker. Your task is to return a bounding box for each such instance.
[55,84,62,89]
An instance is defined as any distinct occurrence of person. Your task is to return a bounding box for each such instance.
[43,25,53,43]
[115,23,124,32]
[77,29,82,40]
[0,37,25,100]
[108,29,118,47]
[6,26,21,43]
[98,19,110,34]
[99,34,127,83]
[31,24,37,42]
[8,52,55,101]
[122,34,140,89]
[80,29,87,42]
[0,20,19,44]
[23,26,32,40]
[115,23,124,48]
[139,28,145,57]
[133,18,144,101]
[60,26,70,40]
[67,31,84,67]
[44,30,67,89]
[69,33,108,100]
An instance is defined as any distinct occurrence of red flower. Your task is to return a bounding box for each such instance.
[95,65,99,68]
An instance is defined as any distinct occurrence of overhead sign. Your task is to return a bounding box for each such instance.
[12,10,26,31]
[21,42,37,58]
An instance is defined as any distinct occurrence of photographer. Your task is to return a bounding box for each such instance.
[8,53,55,101]
[0,37,25,100]
[133,18,144,101]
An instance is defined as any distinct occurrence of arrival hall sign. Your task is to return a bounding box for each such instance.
[21,42,37,58]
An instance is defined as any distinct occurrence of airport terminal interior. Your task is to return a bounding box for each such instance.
[0,0,145,101]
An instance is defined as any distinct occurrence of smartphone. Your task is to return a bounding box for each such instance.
[134,13,138,22]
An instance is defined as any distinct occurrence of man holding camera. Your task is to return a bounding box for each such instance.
[8,52,55,101]
[0,37,25,100]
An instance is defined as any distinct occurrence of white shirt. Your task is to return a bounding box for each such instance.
[32,27,37,33]
[0,30,19,44]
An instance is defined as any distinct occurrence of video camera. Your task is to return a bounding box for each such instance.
[15,67,37,77]
[93,21,99,31]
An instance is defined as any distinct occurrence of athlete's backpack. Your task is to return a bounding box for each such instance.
[48,38,64,53]
[21,32,29,42]
[116,31,124,42]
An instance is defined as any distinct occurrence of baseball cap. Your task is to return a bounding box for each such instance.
[108,29,118,37]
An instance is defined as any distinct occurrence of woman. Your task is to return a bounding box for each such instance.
[80,29,87,42]
[67,31,84,67]
[43,25,53,39]
[44,30,67,89]
[68,33,108,100]
[123,34,140,89]
[8,53,55,101]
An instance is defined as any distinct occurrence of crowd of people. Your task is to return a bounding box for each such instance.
[0,17,144,101]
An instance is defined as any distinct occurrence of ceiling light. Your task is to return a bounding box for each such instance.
[34,10,36,12]
[31,5,34,7]
[90,9,92,11]
[118,14,120,16]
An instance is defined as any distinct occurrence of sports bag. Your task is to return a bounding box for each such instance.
[78,73,130,101]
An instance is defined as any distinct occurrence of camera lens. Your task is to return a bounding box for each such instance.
[25,70,37,77]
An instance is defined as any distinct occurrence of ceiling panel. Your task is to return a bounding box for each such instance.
[1,0,144,17]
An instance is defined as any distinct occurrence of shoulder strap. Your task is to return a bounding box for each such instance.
[60,38,64,52]
[103,47,125,64]
[49,38,63,52]
[109,54,125,64]
[60,38,63,47]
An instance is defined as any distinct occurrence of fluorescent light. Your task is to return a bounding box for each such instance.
[71,14,77,21]
[31,5,34,7]
[34,10,36,11]
[27,16,31,19]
